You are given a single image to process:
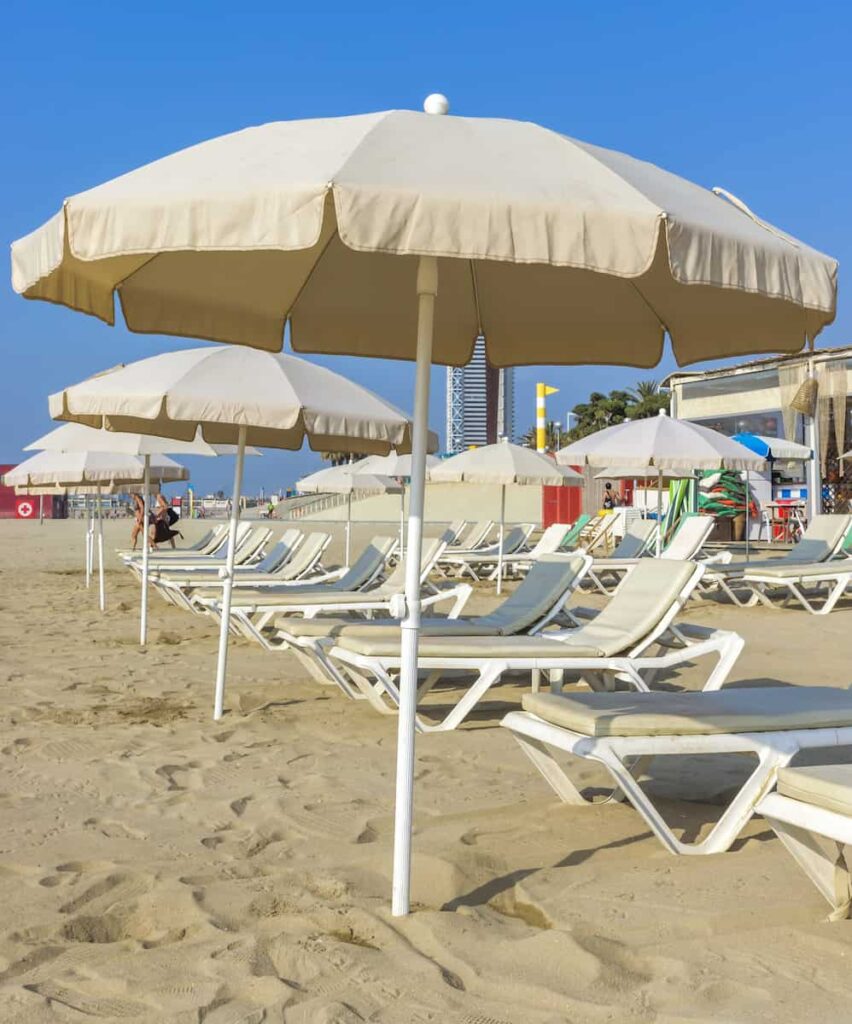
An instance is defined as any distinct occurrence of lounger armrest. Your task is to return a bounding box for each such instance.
[420,583,473,619]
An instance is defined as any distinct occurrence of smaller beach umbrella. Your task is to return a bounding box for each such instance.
[428,441,583,593]
[356,452,441,557]
[296,464,402,566]
[48,345,436,720]
[557,412,765,554]
[3,452,188,611]
[731,433,813,556]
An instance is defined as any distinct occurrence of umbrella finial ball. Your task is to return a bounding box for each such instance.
[424,93,450,115]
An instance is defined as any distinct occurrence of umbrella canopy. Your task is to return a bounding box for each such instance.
[429,442,583,485]
[13,110,836,366]
[358,452,440,477]
[731,433,813,461]
[428,442,582,594]
[48,346,438,454]
[27,421,219,456]
[296,465,402,495]
[556,414,767,472]
[593,465,685,480]
[2,450,188,488]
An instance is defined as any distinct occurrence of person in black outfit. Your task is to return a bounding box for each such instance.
[149,494,183,549]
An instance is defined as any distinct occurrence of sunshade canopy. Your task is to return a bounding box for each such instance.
[731,433,813,461]
[297,464,402,495]
[556,414,766,472]
[357,452,440,477]
[12,109,836,368]
[48,346,438,454]
[26,421,219,456]
[429,441,584,485]
[2,450,188,488]
[593,465,686,480]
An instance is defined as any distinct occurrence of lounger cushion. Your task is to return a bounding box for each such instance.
[744,562,852,580]
[276,616,501,640]
[776,765,852,817]
[716,515,851,576]
[334,634,604,659]
[521,686,852,737]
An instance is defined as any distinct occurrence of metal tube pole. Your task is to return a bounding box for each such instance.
[213,425,247,720]
[745,471,751,561]
[84,494,91,585]
[140,456,151,645]
[97,483,105,612]
[392,254,437,917]
[496,483,506,595]
[346,492,352,567]
[400,487,405,559]
[656,471,663,556]
[39,494,44,526]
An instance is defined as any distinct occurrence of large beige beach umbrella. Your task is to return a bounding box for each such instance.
[48,344,432,721]
[12,96,838,917]
[3,451,189,611]
[557,412,766,553]
[296,463,403,567]
[428,441,583,592]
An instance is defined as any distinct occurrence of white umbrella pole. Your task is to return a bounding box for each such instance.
[85,494,92,586]
[400,488,405,559]
[97,483,105,612]
[497,484,506,595]
[39,494,44,526]
[346,492,352,567]
[213,425,247,721]
[656,471,663,556]
[140,455,150,645]
[392,255,437,918]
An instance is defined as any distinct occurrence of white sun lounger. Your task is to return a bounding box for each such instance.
[116,524,227,558]
[150,532,333,612]
[438,524,536,580]
[125,523,266,577]
[121,522,243,563]
[210,534,469,645]
[737,560,852,615]
[583,520,658,594]
[502,686,852,856]
[325,559,743,731]
[261,552,593,694]
[699,514,852,607]
[758,765,852,919]
[478,523,576,581]
[450,521,495,550]
[151,528,302,584]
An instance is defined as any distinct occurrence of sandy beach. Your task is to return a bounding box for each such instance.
[1,517,852,1023]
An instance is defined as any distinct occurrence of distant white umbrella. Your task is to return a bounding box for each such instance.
[296,463,402,566]
[429,441,583,592]
[3,451,188,611]
[558,412,764,554]
[48,345,435,721]
[357,452,441,557]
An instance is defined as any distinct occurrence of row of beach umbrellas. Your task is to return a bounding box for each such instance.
[10,95,838,917]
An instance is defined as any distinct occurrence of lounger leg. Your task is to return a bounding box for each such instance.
[512,734,596,805]
[762,817,852,917]
[593,745,796,855]
[417,662,508,732]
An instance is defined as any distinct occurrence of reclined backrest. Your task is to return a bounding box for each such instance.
[477,554,589,633]
[608,519,656,559]
[574,559,698,656]
[784,514,851,564]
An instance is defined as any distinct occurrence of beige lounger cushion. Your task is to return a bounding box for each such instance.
[720,514,851,576]
[280,553,587,640]
[745,562,852,580]
[521,686,852,737]
[776,765,852,817]
[336,633,604,659]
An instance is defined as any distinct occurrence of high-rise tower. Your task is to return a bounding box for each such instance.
[445,338,515,452]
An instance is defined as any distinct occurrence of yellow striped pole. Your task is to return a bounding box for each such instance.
[535,383,559,452]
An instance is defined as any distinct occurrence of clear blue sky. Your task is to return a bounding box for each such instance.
[2,1,849,494]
